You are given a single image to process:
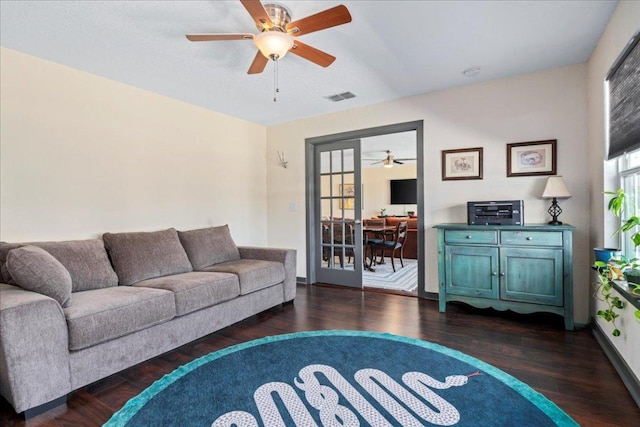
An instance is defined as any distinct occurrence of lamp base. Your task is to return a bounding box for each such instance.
[547,197,563,226]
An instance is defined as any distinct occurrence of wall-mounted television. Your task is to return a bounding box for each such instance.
[390,179,417,204]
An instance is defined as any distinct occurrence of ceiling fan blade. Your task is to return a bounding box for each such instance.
[393,160,405,165]
[286,5,352,36]
[240,0,273,29]
[394,158,417,161]
[290,40,335,67]
[186,34,253,42]
[248,51,269,74]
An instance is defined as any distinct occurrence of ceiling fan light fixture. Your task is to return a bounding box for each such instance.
[254,30,294,60]
[383,158,394,168]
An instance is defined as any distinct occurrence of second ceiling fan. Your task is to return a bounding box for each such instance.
[186,0,352,74]
[364,150,417,168]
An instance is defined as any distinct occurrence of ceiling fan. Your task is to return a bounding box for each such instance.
[364,150,417,168]
[186,0,352,74]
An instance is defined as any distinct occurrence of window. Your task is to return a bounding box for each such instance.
[618,149,640,258]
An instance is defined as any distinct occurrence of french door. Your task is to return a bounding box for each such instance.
[314,139,363,288]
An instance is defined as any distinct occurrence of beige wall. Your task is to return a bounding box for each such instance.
[0,48,268,245]
[362,164,417,219]
[267,64,591,323]
[586,2,640,377]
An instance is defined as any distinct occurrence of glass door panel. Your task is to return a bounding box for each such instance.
[315,140,362,287]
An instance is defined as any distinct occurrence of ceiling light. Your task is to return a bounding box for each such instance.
[383,158,394,168]
[253,31,294,60]
[462,67,481,77]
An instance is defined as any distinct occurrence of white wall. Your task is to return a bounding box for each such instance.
[267,64,591,323]
[586,2,640,379]
[0,48,268,245]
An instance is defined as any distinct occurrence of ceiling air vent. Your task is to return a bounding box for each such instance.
[324,91,357,102]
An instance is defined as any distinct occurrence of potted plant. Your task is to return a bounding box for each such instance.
[594,189,640,336]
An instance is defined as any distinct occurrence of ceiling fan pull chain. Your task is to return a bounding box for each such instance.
[273,60,280,102]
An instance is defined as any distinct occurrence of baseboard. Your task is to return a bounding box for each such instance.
[592,320,640,407]
[23,395,67,420]
[423,291,438,301]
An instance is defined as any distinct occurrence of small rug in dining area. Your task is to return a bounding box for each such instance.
[363,258,417,292]
[104,330,577,427]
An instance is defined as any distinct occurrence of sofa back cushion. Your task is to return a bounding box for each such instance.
[6,245,73,307]
[177,225,241,269]
[103,228,193,285]
[0,239,119,292]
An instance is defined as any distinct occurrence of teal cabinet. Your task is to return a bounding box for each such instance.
[435,224,574,330]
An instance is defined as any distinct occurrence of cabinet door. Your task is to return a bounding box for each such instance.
[444,245,499,299]
[500,247,563,306]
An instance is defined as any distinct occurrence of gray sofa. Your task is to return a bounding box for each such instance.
[0,225,296,416]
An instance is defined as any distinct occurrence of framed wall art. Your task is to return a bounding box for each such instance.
[507,139,557,177]
[338,183,355,209]
[441,147,483,181]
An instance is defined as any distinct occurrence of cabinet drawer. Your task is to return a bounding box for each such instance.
[444,230,497,244]
[500,231,563,247]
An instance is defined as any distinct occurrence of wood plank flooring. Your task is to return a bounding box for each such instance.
[1,284,638,426]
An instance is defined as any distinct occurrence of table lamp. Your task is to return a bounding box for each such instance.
[541,176,571,225]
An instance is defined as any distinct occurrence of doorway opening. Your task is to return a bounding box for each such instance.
[305,121,425,298]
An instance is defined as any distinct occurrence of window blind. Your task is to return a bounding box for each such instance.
[606,31,640,160]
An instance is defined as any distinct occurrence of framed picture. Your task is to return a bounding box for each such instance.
[507,139,557,177]
[338,183,355,209]
[441,147,483,181]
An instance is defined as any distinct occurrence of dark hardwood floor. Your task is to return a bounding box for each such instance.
[1,284,638,426]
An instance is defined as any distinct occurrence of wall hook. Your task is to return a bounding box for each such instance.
[277,150,288,168]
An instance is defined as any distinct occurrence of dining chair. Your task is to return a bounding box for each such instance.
[363,218,386,267]
[371,221,408,272]
[324,222,355,267]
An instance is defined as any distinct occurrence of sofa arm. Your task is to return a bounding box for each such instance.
[0,283,71,413]
[238,247,297,302]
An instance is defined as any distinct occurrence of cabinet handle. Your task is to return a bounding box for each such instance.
[492,272,498,276]
[526,236,533,241]
[466,235,472,239]
[500,272,505,276]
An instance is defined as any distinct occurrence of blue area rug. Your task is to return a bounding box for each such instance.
[104,330,577,426]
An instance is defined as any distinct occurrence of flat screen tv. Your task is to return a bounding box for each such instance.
[390,179,417,204]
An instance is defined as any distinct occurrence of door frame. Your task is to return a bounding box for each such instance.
[305,120,425,298]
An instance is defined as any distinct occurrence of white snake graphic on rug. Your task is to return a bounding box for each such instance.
[211,364,480,426]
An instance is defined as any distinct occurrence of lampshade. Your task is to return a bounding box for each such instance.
[541,176,571,199]
[253,31,294,60]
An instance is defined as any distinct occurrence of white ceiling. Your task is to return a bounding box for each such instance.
[1,0,617,128]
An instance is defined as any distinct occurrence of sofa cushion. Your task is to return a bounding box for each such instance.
[6,246,72,307]
[200,259,285,295]
[0,239,119,292]
[133,271,240,316]
[177,225,241,269]
[103,228,193,286]
[63,286,175,351]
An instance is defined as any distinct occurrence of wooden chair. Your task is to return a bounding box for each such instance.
[323,222,355,267]
[371,221,408,272]
[363,218,386,266]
